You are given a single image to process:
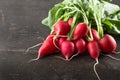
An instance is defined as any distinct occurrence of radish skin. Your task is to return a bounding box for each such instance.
[73,22,88,40]
[74,38,87,54]
[91,29,100,41]
[99,34,117,54]
[54,20,70,35]
[38,34,57,57]
[68,18,73,26]
[58,37,67,47]
[87,40,100,59]
[62,38,87,61]
[61,40,75,61]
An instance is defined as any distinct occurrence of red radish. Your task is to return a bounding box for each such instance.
[99,34,117,54]
[87,40,101,80]
[54,20,70,35]
[74,38,87,54]
[61,40,75,60]
[73,22,88,40]
[36,34,57,59]
[58,37,67,47]
[87,40,100,59]
[88,29,100,41]
[53,35,68,50]
[91,29,100,41]
[68,18,73,26]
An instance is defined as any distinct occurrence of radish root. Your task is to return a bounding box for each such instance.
[102,54,120,62]
[26,43,42,53]
[68,52,79,61]
[37,36,45,41]
[54,56,67,61]
[27,58,39,63]
[112,51,120,54]
[94,59,101,80]
[54,53,79,61]
[26,36,44,53]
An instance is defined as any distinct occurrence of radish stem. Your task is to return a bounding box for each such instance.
[88,24,93,41]
[68,12,79,40]
[53,39,60,50]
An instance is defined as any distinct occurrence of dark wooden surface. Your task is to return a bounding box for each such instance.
[0,0,120,80]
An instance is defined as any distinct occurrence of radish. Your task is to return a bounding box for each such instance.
[38,34,58,58]
[87,40,101,80]
[73,22,88,40]
[64,38,87,61]
[61,40,75,61]
[68,18,73,26]
[53,35,68,50]
[58,37,67,47]
[91,29,100,41]
[53,20,70,49]
[88,29,100,41]
[29,34,57,62]
[74,38,87,54]
[54,20,70,35]
[88,40,100,59]
[99,34,117,54]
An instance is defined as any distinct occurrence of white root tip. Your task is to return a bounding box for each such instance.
[54,53,79,61]
[27,58,39,63]
[103,54,120,62]
[112,51,120,54]
[54,56,68,61]
[25,43,42,53]
[68,53,79,61]
[93,59,101,80]
[65,56,69,61]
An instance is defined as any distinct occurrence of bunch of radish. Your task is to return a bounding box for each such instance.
[27,0,120,80]
[34,18,118,61]
[28,18,119,80]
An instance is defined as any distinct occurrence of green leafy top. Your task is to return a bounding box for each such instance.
[42,0,120,35]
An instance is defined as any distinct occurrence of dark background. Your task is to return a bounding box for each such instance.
[0,0,120,80]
